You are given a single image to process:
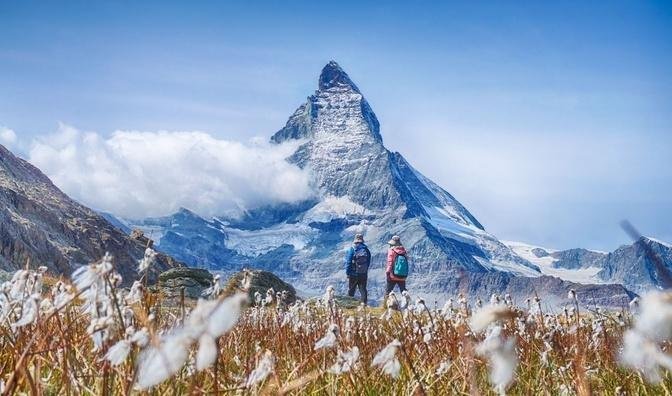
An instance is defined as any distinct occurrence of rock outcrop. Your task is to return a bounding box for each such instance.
[158,267,213,299]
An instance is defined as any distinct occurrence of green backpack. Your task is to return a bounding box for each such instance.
[393,254,409,278]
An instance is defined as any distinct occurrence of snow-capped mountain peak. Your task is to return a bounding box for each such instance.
[319,60,361,93]
[122,61,637,306]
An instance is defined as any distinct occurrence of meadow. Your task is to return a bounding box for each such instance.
[1,251,671,395]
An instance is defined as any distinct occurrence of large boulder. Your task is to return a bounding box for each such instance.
[158,267,213,299]
[225,269,298,304]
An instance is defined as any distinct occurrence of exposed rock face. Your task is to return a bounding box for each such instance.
[551,249,608,270]
[120,61,643,305]
[0,144,181,283]
[531,248,550,258]
[442,271,635,308]
[596,238,672,294]
[225,269,297,304]
[507,238,672,295]
[158,267,213,299]
[130,229,154,248]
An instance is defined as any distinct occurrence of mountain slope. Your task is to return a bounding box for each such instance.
[0,144,180,282]
[124,61,634,305]
[269,61,539,276]
[506,238,672,294]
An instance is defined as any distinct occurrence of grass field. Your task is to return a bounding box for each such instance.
[1,257,671,395]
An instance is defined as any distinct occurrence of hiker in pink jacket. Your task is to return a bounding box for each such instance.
[386,235,409,295]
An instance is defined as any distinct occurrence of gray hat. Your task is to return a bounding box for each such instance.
[353,234,364,244]
[387,235,402,246]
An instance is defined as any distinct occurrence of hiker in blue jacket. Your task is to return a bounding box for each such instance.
[345,233,371,305]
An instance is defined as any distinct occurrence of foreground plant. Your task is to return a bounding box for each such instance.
[2,259,672,395]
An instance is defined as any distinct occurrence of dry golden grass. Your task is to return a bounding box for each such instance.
[2,268,671,395]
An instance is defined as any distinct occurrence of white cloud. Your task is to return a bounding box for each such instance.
[27,124,314,219]
[0,127,17,147]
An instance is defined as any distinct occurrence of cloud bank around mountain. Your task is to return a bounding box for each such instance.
[27,125,314,219]
[0,127,17,148]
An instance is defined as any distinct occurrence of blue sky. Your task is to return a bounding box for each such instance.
[1,1,671,251]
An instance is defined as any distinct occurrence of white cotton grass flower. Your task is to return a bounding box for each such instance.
[314,323,339,350]
[386,292,398,310]
[470,304,516,333]
[435,359,452,376]
[567,289,577,301]
[72,253,114,291]
[204,293,248,338]
[125,281,143,304]
[134,292,248,389]
[131,327,150,347]
[8,270,29,300]
[323,285,335,306]
[52,282,74,309]
[620,291,672,383]
[441,298,454,316]
[105,339,132,366]
[372,339,402,379]
[87,316,115,351]
[328,346,360,374]
[476,326,518,395]
[202,274,222,298]
[630,291,672,342]
[264,288,275,306]
[504,294,513,306]
[137,248,157,273]
[245,350,275,387]
[196,334,218,371]
[39,297,55,316]
[399,291,411,310]
[11,294,39,331]
[621,330,672,383]
[422,325,433,344]
[135,334,191,390]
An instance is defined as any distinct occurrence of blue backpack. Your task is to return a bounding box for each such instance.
[393,254,409,278]
[352,245,370,274]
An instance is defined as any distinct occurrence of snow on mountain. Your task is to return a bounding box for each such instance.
[645,236,672,249]
[505,238,672,294]
[303,196,371,223]
[504,241,604,284]
[121,61,635,306]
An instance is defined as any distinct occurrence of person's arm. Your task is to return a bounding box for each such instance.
[386,249,396,274]
[344,247,354,274]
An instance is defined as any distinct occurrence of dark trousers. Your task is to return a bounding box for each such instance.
[348,274,368,304]
[386,278,407,294]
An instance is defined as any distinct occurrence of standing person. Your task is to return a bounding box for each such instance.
[386,235,409,295]
[344,234,371,305]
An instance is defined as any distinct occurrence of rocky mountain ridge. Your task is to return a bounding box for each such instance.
[507,237,672,294]
[0,144,180,283]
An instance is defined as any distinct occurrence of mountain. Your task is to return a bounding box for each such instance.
[507,237,672,294]
[122,61,634,306]
[0,144,180,282]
